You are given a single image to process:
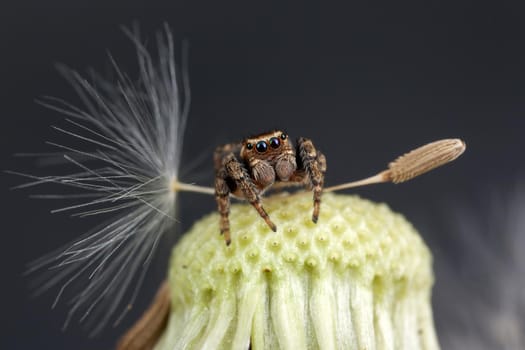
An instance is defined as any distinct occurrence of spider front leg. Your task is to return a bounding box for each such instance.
[214,144,242,245]
[215,153,277,245]
[297,137,326,223]
[215,168,233,245]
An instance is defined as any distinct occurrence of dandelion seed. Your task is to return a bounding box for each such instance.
[324,138,466,192]
[13,25,199,335]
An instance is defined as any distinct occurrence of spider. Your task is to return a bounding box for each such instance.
[214,130,327,245]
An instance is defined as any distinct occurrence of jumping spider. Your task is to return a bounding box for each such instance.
[214,130,327,245]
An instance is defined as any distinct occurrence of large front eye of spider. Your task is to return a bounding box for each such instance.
[255,140,268,153]
[269,137,280,149]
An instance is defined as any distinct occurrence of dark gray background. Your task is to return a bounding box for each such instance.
[1,1,524,349]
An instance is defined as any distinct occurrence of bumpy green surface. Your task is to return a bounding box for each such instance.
[159,192,438,350]
[169,192,432,296]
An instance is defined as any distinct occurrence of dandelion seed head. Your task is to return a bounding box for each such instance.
[156,193,439,349]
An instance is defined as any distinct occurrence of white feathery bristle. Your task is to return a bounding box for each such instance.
[436,184,525,349]
[16,25,189,335]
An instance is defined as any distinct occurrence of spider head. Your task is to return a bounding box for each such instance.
[240,130,291,163]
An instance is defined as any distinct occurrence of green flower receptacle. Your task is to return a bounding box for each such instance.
[156,193,439,350]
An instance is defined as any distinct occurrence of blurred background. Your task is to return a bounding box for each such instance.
[1,0,523,349]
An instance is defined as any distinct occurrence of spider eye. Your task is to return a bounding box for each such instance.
[246,143,253,150]
[255,140,268,153]
[280,133,287,140]
[269,137,280,149]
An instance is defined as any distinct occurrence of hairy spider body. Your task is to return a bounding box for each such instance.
[214,130,326,245]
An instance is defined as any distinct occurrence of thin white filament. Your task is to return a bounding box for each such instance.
[19,24,191,335]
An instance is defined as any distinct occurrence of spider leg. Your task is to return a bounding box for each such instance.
[215,148,277,245]
[223,154,277,232]
[215,168,233,245]
[214,144,242,245]
[297,137,326,223]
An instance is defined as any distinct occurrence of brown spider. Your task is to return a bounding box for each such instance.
[214,130,327,245]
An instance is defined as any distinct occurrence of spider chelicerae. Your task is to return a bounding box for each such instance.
[214,130,326,245]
